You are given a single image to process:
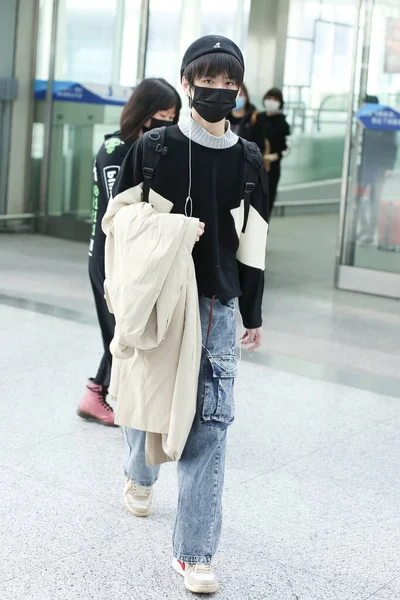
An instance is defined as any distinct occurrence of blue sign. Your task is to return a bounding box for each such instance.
[34,80,132,106]
[356,103,400,131]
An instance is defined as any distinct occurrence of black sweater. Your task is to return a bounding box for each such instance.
[228,104,256,140]
[252,112,291,159]
[112,121,269,329]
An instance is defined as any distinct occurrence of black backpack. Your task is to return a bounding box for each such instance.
[141,127,267,228]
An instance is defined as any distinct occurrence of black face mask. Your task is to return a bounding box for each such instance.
[143,117,174,133]
[151,117,174,129]
[191,86,237,123]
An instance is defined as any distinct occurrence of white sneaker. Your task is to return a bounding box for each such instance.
[123,479,153,517]
[172,558,218,594]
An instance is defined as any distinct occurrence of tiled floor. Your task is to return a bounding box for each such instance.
[1,214,399,599]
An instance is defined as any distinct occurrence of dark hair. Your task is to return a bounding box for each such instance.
[240,83,253,111]
[263,87,284,109]
[365,94,379,103]
[120,78,181,142]
[184,52,244,87]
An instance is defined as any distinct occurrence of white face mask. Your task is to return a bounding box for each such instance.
[264,99,280,113]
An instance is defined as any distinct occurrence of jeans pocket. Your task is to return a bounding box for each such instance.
[218,298,235,309]
[201,354,237,425]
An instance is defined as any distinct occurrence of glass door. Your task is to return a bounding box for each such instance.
[336,0,400,298]
[33,0,143,240]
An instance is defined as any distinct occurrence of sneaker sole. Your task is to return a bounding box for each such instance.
[172,560,218,594]
[76,408,119,427]
[124,496,152,518]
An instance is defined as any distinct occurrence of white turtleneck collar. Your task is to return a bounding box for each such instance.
[178,118,239,150]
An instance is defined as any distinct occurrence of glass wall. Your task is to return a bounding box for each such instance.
[145,0,251,93]
[33,0,251,235]
[337,0,400,298]
[145,0,183,88]
[32,0,142,233]
[34,0,381,239]
[282,0,357,186]
[200,0,251,42]
[54,0,141,86]
[36,0,142,86]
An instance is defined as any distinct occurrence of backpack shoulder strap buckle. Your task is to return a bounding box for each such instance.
[244,182,255,194]
[143,166,153,179]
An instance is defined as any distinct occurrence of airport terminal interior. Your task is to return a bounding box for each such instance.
[1,0,400,598]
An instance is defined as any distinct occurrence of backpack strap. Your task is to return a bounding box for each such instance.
[141,126,168,202]
[242,139,267,194]
[241,139,268,230]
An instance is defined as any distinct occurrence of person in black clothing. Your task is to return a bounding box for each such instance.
[111,35,269,594]
[227,83,256,140]
[77,78,181,426]
[252,87,290,212]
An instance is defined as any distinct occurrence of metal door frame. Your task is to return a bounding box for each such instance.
[335,0,400,299]
[0,0,18,216]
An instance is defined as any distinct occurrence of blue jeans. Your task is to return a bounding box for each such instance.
[124,296,237,564]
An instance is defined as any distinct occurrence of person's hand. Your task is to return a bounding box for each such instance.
[265,153,279,162]
[241,327,263,351]
[196,221,205,242]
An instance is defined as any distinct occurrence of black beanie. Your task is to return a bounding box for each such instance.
[180,35,245,79]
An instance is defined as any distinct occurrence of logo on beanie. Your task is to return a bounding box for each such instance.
[214,42,221,48]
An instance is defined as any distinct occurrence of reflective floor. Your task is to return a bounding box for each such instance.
[1,214,399,599]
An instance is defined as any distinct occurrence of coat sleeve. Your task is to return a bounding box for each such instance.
[237,164,269,329]
[276,119,291,159]
[251,114,267,155]
[112,136,144,198]
[89,141,128,258]
[97,143,129,202]
[102,136,145,235]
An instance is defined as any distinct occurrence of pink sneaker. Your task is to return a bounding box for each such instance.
[77,380,117,427]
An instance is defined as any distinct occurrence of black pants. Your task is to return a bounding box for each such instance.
[268,163,281,213]
[89,257,115,388]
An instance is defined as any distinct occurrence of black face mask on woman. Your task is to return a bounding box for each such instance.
[191,86,237,123]
[143,117,175,133]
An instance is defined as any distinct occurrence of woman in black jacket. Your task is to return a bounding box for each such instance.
[227,83,257,140]
[77,78,181,426]
[252,87,290,211]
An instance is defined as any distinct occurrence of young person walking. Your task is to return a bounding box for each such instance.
[227,82,257,140]
[252,87,290,212]
[77,79,181,426]
[105,35,269,593]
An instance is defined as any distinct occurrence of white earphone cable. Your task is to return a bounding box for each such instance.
[201,306,244,371]
[235,307,244,370]
[185,103,193,217]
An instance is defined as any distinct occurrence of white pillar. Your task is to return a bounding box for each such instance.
[6,0,40,216]
[245,0,290,108]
